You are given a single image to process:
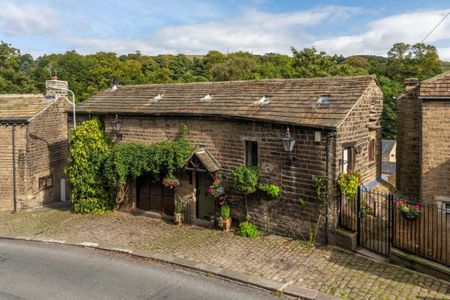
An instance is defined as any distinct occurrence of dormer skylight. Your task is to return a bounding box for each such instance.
[152,94,163,102]
[200,94,212,101]
[255,95,270,105]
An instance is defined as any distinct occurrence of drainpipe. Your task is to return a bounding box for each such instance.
[325,131,337,245]
[12,124,17,213]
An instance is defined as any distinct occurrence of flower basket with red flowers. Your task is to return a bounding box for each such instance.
[396,200,420,220]
[162,176,179,189]
[208,178,224,198]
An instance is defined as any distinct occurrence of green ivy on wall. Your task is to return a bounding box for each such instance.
[66,118,113,213]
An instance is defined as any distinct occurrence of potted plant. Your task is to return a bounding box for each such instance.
[396,200,420,220]
[258,182,281,199]
[221,203,232,231]
[174,196,183,226]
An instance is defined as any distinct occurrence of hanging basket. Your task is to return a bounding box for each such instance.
[401,211,418,220]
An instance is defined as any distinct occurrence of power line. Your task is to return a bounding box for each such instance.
[421,12,450,43]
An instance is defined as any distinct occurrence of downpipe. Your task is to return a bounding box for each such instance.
[325,131,336,245]
[12,124,17,213]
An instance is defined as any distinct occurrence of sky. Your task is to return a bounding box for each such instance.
[1,0,450,60]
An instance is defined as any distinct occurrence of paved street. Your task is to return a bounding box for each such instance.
[0,239,282,300]
[0,208,449,299]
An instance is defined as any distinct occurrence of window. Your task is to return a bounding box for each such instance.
[39,175,53,190]
[369,139,375,162]
[343,147,355,173]
[245,141,258,166]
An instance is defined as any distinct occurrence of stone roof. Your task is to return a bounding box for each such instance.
[0,94,51,122]
[187,148,221,173]
[76,75,378,129]
[420,71,450,98]
[381,139,396,155]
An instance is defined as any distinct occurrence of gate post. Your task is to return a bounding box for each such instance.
[356,186,361,246]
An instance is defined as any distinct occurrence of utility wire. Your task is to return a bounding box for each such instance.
[421,12,450,43]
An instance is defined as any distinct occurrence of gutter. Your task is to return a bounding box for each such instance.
[419,96,450,100]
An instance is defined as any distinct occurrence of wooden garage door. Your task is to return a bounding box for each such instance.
[137,176,174,215]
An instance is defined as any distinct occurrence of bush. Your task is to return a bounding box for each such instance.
[66,119,113,213]
[338,172,360,200]
[232,165,259,195]
[238,221,259,238]
[259,183,281,198]
[220,203,231,219]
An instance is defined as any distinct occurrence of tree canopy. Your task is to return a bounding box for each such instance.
[0,41,445,139]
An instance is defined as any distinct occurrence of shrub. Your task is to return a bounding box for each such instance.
[259,183,281,198]
[220,203,231,219]
[175,196,183,214]
[238,221,259,238]
[338,172,360,200]
[66,118,113,213]
[232,165,259,195]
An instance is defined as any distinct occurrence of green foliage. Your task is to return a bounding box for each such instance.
[175,196,183,214]
[66,119,113,213]
[105,125,193,201]
[338,172,360,200]
[379,76,404,139]
[220,203,231,219]
[258,183,281,198]
[232,165,260,195]
[312,175,328,204]
[238,221,259,238]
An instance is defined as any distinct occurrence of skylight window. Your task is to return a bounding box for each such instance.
[200,94,212,101]
[316,95,330,105]
[255,95,270,105]
[152,94,163,102]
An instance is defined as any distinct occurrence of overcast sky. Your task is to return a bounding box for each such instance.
[1,0,450,60]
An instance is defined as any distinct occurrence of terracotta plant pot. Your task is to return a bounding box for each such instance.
[222,218,232,232]
[401,211,418,220]
[174,212,183,226]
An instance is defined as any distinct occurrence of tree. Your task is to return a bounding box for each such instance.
[379,76,403,139]
[291,47,362,78]
[257,53,293,79]
[211,52,257,81]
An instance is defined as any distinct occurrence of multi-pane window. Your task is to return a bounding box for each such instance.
[343,147,355,173]
[245,141,258,166]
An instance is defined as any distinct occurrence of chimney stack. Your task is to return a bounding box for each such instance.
[45,77,68,99]
[404,78,420,91]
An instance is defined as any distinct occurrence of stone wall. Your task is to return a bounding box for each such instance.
[25,98,68,208]
[0,124,27,211]
[101,114,331,242]
[396,86,422,199]
[421,100,450,202]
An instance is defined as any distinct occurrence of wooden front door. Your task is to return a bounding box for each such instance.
[196,173,216,220]
[137,175,174,215]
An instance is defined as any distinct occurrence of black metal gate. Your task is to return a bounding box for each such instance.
[339,186,392,256]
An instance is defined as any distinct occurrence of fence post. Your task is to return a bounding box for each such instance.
[357,186,361,246]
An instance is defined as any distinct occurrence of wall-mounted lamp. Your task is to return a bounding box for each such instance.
[282,127,296,165]
[111,114,122,139]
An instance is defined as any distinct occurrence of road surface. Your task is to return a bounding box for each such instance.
[0,239,283,300]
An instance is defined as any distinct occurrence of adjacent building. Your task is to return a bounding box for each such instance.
[381,139,396,186]
[397,72,450,205]
[0,80,69,211]
[75,75,383,242]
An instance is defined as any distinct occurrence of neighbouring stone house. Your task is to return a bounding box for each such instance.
[381,139,396,186]
[0,80,69,211]
[397,72,450,206]
[74,75,383,242]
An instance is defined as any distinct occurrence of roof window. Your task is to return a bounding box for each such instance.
[152,94,163,102]
[200,94,213,102]
[314,95,331,109]
[255,95,270,105]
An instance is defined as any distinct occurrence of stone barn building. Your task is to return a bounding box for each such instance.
[397,72,450,206]
[75,75,383,243]
[0,80,69,211]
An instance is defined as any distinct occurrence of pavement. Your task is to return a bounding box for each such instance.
[0,239,284,300]
[0,207,449,299]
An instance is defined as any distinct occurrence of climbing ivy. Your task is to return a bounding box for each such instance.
[66,118,113,213]
[105,125,193,205]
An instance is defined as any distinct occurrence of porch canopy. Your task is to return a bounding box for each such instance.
[185,147,221,173]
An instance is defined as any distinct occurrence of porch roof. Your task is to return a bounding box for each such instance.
[186,148,221,173]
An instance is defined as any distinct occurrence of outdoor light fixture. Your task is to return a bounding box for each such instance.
[111,114,122,139]
[282,127,296,165]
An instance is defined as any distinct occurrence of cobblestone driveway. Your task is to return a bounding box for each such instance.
[0,208,448,299]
